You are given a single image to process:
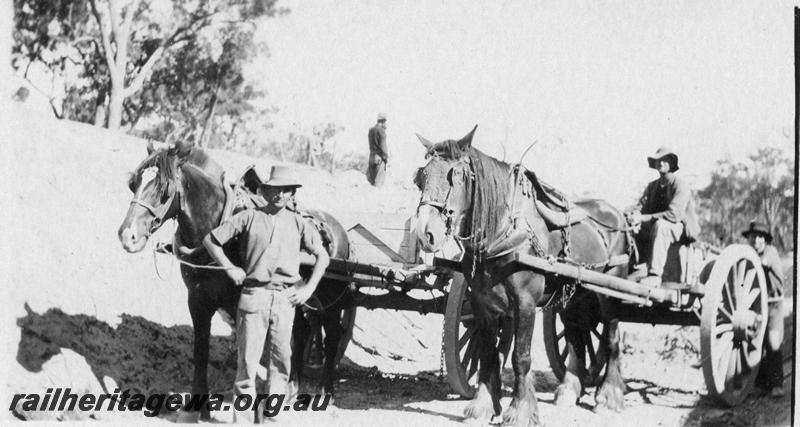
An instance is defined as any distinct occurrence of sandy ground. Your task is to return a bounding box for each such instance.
[1,103,795,426]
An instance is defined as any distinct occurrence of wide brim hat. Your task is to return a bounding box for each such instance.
[647,146,679,172]
[741,221,773,243]
[253,165,302,188]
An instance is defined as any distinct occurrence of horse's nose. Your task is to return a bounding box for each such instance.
[424,218,447,249]
[118,226,138,251]
[425,231,435,247]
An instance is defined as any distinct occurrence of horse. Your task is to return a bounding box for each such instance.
[117,138,351,420]
[413,126,629,426]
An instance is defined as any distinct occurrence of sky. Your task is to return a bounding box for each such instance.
[248,0,796,207]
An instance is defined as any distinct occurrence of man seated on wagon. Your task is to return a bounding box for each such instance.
[626,147,699,287]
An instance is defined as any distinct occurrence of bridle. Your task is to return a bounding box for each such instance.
[129,166,183,237]
[417,156,474,239]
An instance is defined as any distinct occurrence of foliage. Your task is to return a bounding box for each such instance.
[12,0,286,129]
[696,147,794,251]
[130,25,263,143]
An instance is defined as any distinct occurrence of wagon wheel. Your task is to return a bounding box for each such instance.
[443,273,512,398]
[443,272,478,398]
[700,244,767,406]
[542,308,606,386]
[302,298,357,377]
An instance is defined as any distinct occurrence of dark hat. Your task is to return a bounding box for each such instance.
[253,165,302,188]
[741,221,772,243]
[647,146,679,172]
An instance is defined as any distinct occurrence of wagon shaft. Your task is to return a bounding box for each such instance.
[514,253,678,305]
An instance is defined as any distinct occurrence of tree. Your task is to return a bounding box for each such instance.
[132,26,263,145]
[696,147,794,251]
[13,0,285,129]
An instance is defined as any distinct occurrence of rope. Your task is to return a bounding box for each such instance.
[586,214,637,233]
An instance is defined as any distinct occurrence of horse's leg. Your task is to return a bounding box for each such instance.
[320,307,343,396]
[502,273,544,427]
[290,307,309,395]
[554,291,595,406]
[463,309,502,421]
[553,315,587,407]
[187,292,215,421]
[594,296,625,412]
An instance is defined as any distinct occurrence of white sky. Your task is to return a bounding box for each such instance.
[249,0,796,207]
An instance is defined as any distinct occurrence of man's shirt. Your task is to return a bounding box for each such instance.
[209,208,323,284]
[759,244,784,295]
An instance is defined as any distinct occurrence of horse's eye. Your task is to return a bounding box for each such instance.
[449,168,462,184]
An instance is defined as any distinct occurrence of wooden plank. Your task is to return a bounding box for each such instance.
[515,253,678,304]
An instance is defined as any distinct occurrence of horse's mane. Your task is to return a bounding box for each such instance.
[425,140,512,247]
[128,146,220,196]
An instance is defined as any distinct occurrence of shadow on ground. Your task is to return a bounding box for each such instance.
[16,304,238,396]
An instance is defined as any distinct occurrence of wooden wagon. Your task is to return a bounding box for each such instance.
[307,213,771,407]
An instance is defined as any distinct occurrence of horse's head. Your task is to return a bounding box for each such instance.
[413,125,478,253]
[117,139,192,253]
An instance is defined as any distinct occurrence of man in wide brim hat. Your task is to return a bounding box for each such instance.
[202,163,328,422]
[741,220,785,397]
[627,145,699,288]
[254,165,303,188]
[741,220,773,244]
[647,146,679,172]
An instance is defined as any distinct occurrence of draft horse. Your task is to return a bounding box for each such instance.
[117,138,350,420]
[413,126,629,426]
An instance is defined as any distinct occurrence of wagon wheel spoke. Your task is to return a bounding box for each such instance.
[743,269,760,309]
[734,260,752,308]
[586,333,597,365]
[556,330,566,340]
[715,340,734,382]
[735,260,746,288]
[591,326,602,341]
[723,274,736,312]
[461,331,479,369]
[458,325,476,349]
[723,343,738,387]
[717,306,733,323]
[559,345,568,364]
[461,335,480,381]
[714,323,733,338]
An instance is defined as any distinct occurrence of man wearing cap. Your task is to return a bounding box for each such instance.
[627,147,699,287]
[743,221,785,397]
[367,113,389,187]
[202,165,330,423]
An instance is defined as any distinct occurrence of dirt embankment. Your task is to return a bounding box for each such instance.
[1,103,794,426]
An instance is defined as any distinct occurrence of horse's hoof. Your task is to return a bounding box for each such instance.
[553,383,580,407]
[463,385,497,421]
[501,406,541,427]
[594,383,625,413]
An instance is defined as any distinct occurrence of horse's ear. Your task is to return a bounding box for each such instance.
[147,139,170,154]
[457,125,478,150]
[173,136,194,158]
[416,133,433,151]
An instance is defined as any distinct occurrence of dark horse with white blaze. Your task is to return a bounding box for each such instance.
[117,139,350,420]
[414,126,629,426]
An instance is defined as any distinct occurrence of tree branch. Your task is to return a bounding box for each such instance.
[88,0,116,73]
[122,45,164,98]
[122,9,218,99]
